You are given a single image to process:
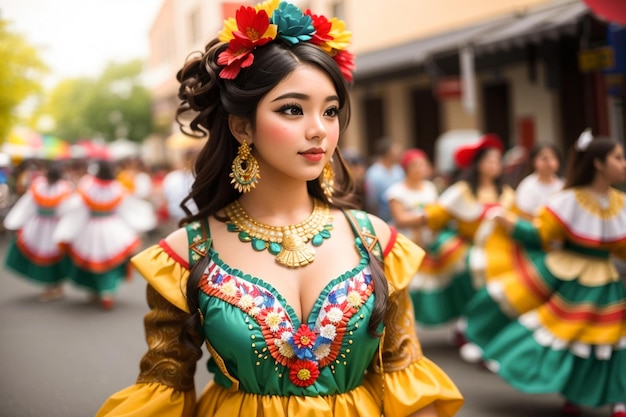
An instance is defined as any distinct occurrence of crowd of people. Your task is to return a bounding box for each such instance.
[2,1,625,416]
[363,128,626,417]
[0,155,199,309]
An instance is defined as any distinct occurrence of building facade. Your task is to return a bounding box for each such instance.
[146,0,626,166]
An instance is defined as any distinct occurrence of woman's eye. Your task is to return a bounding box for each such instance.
[324,106,339,117]
[277,104,303,116]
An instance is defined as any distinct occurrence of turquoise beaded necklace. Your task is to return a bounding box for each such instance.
[224,199,333,268]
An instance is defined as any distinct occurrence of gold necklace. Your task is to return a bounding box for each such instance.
[224,199,333,268]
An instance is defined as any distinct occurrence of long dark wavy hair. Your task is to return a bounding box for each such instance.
[564,137,617,189]
[175,40,388,348]
[458,146,505,197]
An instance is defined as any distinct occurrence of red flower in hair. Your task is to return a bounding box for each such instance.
[289,359,320,387]
[217,6,278,79]
[332,49,355,83]
[305,10,333,45]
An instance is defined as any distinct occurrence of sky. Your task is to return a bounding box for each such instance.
[0,0,162,87]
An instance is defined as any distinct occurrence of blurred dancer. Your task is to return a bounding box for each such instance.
[514,143,564,219]
[411,135,516,352]
[54,160,156,309]
[4,162,72,301]
[467,132,626,417]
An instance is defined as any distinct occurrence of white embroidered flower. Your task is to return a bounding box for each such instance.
[346,290,363,308]
[248,307,261,317]
[319,324,337,340]
[238,294,255,310]
[277,341,295,358]
[221,281,238,297]
[314,344,331,360]
[281,331,293,342]
[326,307,344,323]
[193,234,202,242]
[265,311,283,332]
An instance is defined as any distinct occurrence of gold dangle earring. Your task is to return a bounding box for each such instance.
[320,159,335,201]
[230,140,260,193]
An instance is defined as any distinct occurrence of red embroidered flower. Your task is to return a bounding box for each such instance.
[289,359,320,387]
[293,324,317,349]
[217,6,278,79]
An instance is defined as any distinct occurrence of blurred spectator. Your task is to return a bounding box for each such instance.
[385,149,438,246]
[162,150,198,224]
[363,138,404,222]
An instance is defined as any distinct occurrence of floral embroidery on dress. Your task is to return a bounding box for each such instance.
[199,261,374,387]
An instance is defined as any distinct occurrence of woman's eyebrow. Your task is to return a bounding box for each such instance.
[271,93,339,102]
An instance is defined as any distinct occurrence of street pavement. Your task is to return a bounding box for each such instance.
[0,229,611,417]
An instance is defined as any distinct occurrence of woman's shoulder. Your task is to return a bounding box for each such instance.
[163,226,191,265]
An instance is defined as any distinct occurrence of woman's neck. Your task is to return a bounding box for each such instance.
[237,182,316,225]
[404,177,424,190]
[536,172,556,184]
[478,176,495,189]
[587,177,610,195]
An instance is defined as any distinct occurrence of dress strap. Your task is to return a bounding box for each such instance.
[185,219,212,268]
[344,209,383,262]
[185,220,240,390]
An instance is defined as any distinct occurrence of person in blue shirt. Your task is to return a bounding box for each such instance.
[364,138,404,222]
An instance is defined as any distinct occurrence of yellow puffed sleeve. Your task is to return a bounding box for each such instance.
[364,234,463,417]
[424,203,453,232]
[96,246,204,417]
[131,244,191,312]
[534,207,567,247]
[383,233,425,291]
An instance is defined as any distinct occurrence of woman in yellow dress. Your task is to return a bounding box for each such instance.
[96,2,463,416]
[466,133,626,417]
[411,135,516,354]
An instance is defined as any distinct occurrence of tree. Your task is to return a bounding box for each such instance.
[39,60,153,143]
[0,20,48,141]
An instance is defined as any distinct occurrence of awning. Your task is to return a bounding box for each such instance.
[354,0,590,81]
[473,1,589,53]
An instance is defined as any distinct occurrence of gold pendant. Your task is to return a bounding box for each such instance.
[275,234,315,268]
[224,199,333,268]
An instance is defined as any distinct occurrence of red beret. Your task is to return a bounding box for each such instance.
[400,149,427,171]
[453,134,504,169]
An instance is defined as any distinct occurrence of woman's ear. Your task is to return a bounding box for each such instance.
[228,115,253,145]
[593,157,604,173]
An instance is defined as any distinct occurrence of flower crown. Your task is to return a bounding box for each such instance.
[217,0,355,82]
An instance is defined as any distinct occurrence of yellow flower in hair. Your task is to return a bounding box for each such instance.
[326,18,351,52]
[218,17,238,42]
[255,0,280,15]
